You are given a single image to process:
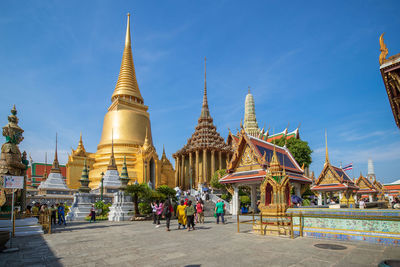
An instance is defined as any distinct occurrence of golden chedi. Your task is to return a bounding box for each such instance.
[66,133,95,189]
[85,14,174,189]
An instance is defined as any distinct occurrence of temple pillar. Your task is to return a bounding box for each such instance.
[323,193,327,205]
[318,193,322,206]
[232,185,240,216]
[294,183,301,197]
[203,149,207,184]
[339,192,343,201]
[189,152,193,189]
[250,184,257,211]
[354,194,358,203]
[218,150,222,170]
[195,150,199,186]
[369,194,373,202]
[181,154,185,189]
[211,150,215,178]
[175,157,179,187]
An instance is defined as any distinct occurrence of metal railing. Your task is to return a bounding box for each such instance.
[236,212,400,239]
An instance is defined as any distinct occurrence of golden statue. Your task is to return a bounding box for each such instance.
[379,33,388,65]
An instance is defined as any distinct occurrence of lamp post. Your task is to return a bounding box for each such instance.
[100,172,104,201]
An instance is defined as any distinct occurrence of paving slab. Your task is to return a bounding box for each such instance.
[0,217,399,266]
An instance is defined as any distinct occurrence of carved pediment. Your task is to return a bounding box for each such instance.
[319,168,340,185]
[238,145,259,168]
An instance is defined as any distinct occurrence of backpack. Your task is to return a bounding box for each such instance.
[163,204,171,215]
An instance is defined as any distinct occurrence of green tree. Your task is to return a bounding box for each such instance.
[272,137,312,168]
[125,183,151,217]
[156,185,177,200]
[210,169,227,190]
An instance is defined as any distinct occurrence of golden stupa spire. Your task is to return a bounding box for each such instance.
[325,129,330,165]
[108,129,117,170]
[142,127,151,150]
[51,133,61,173]
[111,13,143,104]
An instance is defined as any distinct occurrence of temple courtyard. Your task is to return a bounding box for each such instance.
[1,217,399,267]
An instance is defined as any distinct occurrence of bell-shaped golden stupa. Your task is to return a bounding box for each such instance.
[88,14,155,189]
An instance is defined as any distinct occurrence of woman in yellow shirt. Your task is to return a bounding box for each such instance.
[176,200,187,229]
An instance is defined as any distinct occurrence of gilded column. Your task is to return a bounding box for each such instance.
[189,152,193,189]
[218,150,222,170]
[175,156,179,186]
[211,150,215,178]
[203,149,207,184]
[181,154,185,189]
[195,150,199,186]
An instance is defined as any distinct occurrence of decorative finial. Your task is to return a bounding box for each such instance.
[50,133,61,173]
[125,12,131,46]
[325,129,329,164]
[379,33,388,65]
[11,105,17,115]
[108,128,117,170]
[248,86,250,94]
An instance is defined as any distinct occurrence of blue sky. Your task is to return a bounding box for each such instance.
[0,1,399,183]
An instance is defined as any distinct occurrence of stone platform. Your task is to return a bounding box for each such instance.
[1,218,400,266]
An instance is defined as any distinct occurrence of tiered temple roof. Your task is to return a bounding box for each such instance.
[220,131,311,184]
[173,59,231,156]
[379,33,400,129]
[355,173,378,195]
[311,133,358,192]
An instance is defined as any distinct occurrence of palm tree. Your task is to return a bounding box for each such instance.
[125,183,150,217]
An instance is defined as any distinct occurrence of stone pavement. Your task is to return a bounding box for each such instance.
[1,216,399,267]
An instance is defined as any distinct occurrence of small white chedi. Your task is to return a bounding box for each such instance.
[108,156,134,221]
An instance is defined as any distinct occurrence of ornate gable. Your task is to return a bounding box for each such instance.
[316,164,341,185]
[227,131,264,172]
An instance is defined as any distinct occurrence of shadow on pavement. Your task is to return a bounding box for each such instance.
[0,234,62,266]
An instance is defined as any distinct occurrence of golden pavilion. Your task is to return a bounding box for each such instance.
[66,14,175,189]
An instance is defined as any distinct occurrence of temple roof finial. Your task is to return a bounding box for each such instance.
[248,86,250,94]
[51,133,61,173]
[325,129,329,164]
[200,57,211,119]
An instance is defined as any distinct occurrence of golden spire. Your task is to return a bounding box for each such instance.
[270,145,281,174]
[200,57,211,119]
[325,129,329,165]
[51,133,61,173]
[379,33,389,65]
[111,13,143,103]
[108,129,117,170]
[142,127,151,150]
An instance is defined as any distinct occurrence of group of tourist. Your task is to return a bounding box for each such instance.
[150,194,226,231]
[26,202,67,226]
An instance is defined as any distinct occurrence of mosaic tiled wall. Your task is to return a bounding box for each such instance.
[287,208,400,246]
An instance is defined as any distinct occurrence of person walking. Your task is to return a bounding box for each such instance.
[196,199,204,224]
[151,201,158,224]
[50,205,57,225]
[89,204,96,223]
[176,200,187,229]
[162,199,173,231]
[155,201,163,227]
[58,203,66,226]
[215,199,225,224]
[185,200,196,231]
